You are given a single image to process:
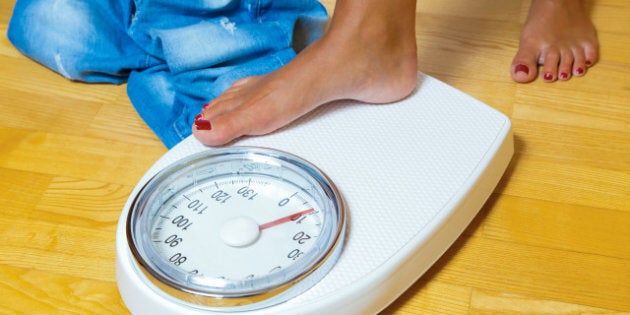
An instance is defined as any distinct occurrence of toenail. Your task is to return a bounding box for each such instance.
[576,67,584,75]
[560,72,569,79]
[194,113,212,130]
[514,64,529,75]
[544,72,553,81]
[585,60,592,67]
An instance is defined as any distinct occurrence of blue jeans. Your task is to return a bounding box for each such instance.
[8,0,328,148]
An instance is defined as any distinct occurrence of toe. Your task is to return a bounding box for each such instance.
[571,47,589,77]
[192,109,255,146]
[511,48,539,83]
[558,50,574,81]
[584,40,599,68]
[540,49,560,83]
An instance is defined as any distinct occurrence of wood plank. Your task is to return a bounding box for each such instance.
[0,129,165,185]
[499,154,629,211]
[434,236,630,312]
[0,265,127,314]
[0,86,102,136]
[513,63,630,133]
[383,280,471,315]
[0,216,116,282]
[481,194,630,260]
[416,15,520,82]
[35,177,133,229]
[469,289,620,314]
[86,99,163,147]
[511,120,629,171]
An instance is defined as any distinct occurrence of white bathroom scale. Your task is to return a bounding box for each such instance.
[116,72,514,314]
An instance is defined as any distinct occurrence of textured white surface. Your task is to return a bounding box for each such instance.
[117,72,513,314]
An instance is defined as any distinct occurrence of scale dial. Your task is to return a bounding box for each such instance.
[126,147,345,311]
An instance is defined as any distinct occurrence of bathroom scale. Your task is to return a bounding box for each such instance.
[115,72,514,314]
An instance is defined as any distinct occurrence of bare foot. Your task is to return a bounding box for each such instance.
[193,0,418,146]
[511,0,598,83]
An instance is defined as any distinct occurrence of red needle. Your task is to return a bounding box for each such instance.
[259,208,315,230]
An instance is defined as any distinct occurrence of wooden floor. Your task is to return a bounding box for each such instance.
[1,0,628,313]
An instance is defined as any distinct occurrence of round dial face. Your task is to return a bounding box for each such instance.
[127,147,345,311]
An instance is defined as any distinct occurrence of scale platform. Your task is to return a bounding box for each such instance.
[116,72,514,314]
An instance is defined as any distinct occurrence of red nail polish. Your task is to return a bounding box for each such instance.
[576,67,584,75]
[194,114,212,130]
[585,60,592,67]
[202,103,210,110]
[560,72,569,79]
[544,72,553,81]
[514,64,529,75]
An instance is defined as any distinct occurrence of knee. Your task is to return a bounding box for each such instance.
[8,0,100,80]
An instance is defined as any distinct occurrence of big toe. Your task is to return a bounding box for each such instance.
[511,49,539,83]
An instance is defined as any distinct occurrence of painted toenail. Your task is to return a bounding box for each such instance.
[576,67,584,75]
[514,64,529,75]
[585,60,592,67]
[544,72,553,81]
[194,113,212,130]
[560,72,569,79]
[202,103,210,110]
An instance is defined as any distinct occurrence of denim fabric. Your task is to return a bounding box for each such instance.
[8,0,328,148]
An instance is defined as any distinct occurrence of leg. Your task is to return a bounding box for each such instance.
[511,0,599,83]
[8,0,149,84]
[193,0,418,146]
